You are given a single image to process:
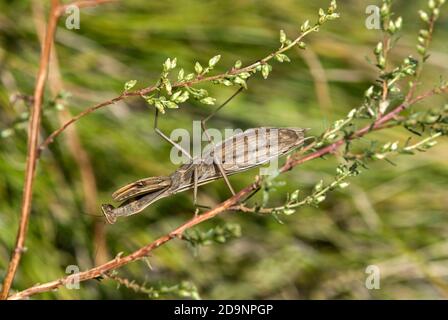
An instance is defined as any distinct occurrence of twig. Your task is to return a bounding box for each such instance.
[38,94,126,154]
[38,25,321,153]
[32,0,108,265]
[0,0,61,300]
[0,0,115,300]
[7,84,446,300]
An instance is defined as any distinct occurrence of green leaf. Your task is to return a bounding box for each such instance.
[124,80,137,91]
[178,68,185,81]
[238,72,251,79]
[234,60,242,69]
[220,79,233,86]
[300,20,310,32]
[419,29,429,38]
[195,62,203,74]
[326,13,340,20]
[177,91,189,103]
[208,55,221,67]
[55,103,65,111]
[165,101,178,109]
[233,77,247,89]
[1,128,14,138]
[329,0,337,12]
[315,195,326,204]
[163,58,171,71]
[261,64,271,79]
[200,97,216,105]
[185,73,195,81]
[188,87,208,99]
[374,42,383,55]
[164,80,172,95]
[314,180,324,192]
[275,53,290,63]
[339,182,350,189]
[279,29,287,44]
[417,44,426,55]
[419,10,429,22]
[395,16,402,30]
[172,90,189,103]
[283,208,296,215]
[290,190,300,201]
[142,94,154,105]
[171,90,182,101]
[154,100,165,114]
[170,58,177,69]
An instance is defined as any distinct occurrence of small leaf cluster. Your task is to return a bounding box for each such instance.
[403,103,448,135]
[314,108,357,148]
[261,1,339,80]
[182,223,242,248]
[344,132,442,164]
[379,0,403,34]
[193,54,221,77]
[120,2,340,115]
[318,0,340,25]
[1,91,71,139]
[271,164,359,216]
[137,55,223,114]
[417,0,445,57]
[365,55,419,116]
[109,272,200,300]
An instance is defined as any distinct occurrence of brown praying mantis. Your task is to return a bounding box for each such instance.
[102,88,310,224]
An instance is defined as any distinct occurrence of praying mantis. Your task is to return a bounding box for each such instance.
[102,88,310,223]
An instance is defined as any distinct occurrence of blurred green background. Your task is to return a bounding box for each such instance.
[0,0,447,299]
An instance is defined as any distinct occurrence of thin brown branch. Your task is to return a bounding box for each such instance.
[0,0,61,300]
[38,25,321,153]
[32,0,108,265]
[38,94,126,154]
[7,85,446,300]
[379,14,391,114]
[7,183,256,300]
[0,0,114,300]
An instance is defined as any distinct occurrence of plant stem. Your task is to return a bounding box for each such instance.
[0,0,61,300]
[0,0,115,300]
